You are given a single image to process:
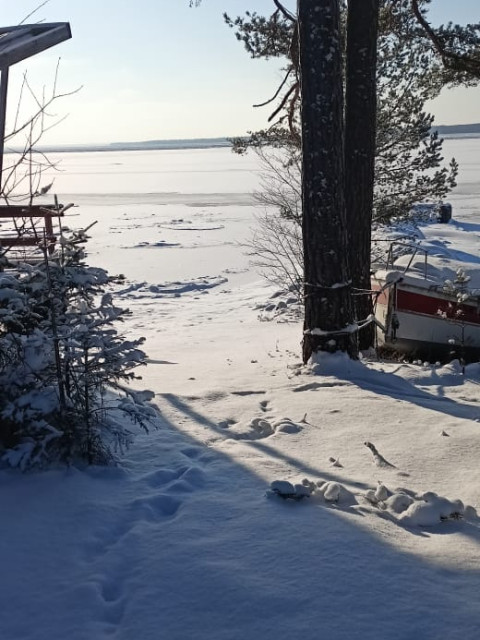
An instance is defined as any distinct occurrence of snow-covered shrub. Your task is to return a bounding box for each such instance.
[0,229,156,469]
[442,268,472,371]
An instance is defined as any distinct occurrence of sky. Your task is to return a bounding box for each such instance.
[2,0,479,145]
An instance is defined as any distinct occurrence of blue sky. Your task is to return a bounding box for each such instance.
[3,0,480,145]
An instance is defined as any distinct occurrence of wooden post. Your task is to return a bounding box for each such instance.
[0,66,9,196]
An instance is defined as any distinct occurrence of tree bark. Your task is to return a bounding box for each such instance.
[298,0,357,364]
[344,0,379,351]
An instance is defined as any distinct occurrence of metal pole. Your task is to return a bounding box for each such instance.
[0,66,9,197]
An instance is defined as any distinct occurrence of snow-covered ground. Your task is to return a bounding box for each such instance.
[2,140,480,640]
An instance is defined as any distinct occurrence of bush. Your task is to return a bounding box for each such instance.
[0,228,156,469]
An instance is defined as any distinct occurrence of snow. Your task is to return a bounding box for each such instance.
[384,218,480,290]
[2,142,480,639]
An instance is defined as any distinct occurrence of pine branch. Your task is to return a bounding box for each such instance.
[411,0,480,77]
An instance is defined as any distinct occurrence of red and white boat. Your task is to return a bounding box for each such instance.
[372,235,480,362]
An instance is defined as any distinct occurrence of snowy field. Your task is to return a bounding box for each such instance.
[2,139,480,640]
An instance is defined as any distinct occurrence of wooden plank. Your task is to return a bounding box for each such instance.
[0,236,56,247]
[0,22,71,36]
[0,204,64,217]
[44,215,54,237]
[0,67,8,194]
[0,23,71,68]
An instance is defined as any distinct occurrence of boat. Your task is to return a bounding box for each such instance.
[372,224,480,363]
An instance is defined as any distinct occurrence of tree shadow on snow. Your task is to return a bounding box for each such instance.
[330,361,480,423]
[74,390,480,640]
[158,391,480,546]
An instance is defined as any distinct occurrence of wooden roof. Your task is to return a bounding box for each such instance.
[0,23,71,68]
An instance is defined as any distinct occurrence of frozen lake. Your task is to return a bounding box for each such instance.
[442,136,480,222]
[14,137,480,283]
[37,147,264,283]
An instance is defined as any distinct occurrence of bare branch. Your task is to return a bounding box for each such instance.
[267,81,298,122]
[1,60,81,204]
[19,0,51,25]
[273,0,296,23]
[253,68,292,108]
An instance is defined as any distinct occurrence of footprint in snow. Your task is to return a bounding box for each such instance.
[180,446,205,460]
[130,494,181,520]
[218,418,237,429]
[85,492,183,562]
[141,465,206,492]
[99,577,125,606]
[142,467,188,488]
[250,417,274,438]
[168,466,207,493]
[72,580,126,631]
[259,399,270,413]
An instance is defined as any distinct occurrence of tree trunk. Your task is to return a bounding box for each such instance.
[345,0,379,351]
[298,0,357,364]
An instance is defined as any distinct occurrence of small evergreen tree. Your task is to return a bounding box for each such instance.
[0,227,156,469]
[442,267,472,371]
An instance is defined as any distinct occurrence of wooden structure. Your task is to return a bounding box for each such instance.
[0,203,73,261]
[0,22,72,191]
[0,22,72,264]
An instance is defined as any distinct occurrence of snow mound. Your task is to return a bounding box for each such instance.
[390,360,466,387]
[316,480,358,506]
[255,287,302,323]
[269,474,479,529]
[226,417,302,441]
[268,480,313,501]
[309,351,365,377]
[384,493,415,514]
[465,362,480,379]
[399,492,467,527]
[361,482,479,527]
[268,477,358,506]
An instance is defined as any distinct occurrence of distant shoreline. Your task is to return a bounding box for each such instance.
[434,123,480,136]
[5,126,480,154]
[19,138,233,154]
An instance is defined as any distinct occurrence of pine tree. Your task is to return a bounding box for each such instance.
[344,0,379,350]
[225,0,477,353]
[374,0,460,221]
[226,0,463,221]
[299,0,357,362]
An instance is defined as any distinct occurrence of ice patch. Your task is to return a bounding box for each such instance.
[130,241,180,248]
[115,275,228,299]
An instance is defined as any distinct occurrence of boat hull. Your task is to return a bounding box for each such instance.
[373,277,480,362]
